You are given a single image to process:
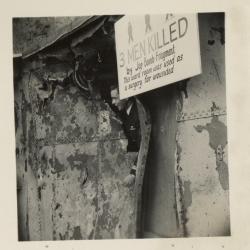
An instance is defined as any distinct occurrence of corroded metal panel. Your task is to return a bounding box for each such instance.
[23,66,133,240]
[176,115,229,236]
[29,73,99,144]
[174,13,229,237]
[52,142,98,240]
[29,72,125,145]
[96,140,136,239]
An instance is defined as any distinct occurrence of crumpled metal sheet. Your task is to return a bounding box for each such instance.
[70,16,107,48]
[13,16,92,58]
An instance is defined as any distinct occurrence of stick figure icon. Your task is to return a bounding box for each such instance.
[128,22,133,43]
[166,13,174,22]
[145,14,152,33]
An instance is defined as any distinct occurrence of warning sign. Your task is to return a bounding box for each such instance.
[115,14,202,99]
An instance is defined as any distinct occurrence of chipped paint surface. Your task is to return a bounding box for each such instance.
[15,60,136,240]
[98,111,111,136]
[14,16,140,241]
[96,140,136,239]
[176,117,230,236]
[194,116,228,190]
[30,74,99,144]
[175,13,229,237]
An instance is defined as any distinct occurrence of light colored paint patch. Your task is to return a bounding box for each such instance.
[98,111,111,137]
[176,116,229,236]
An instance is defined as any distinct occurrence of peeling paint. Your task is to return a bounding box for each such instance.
[194,116,227,151]
[216,160,229,190]
[194,116,228,190]
[175,14,229,235]
[98,110,111,136]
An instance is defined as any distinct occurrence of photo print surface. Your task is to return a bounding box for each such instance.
[13,13,229,240]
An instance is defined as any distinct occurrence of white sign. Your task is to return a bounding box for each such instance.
[115,14,202,99]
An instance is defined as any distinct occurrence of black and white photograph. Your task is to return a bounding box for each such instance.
[12,13,230,241]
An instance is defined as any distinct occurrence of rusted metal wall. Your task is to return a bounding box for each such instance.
[175,13,229,236]
[13,19,142,239]
[15,64,138,240]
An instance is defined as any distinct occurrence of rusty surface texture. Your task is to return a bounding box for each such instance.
[15,65,141,240]
[14,15,139,241]
[14,34,138,240]
[15,66,138,239]
[175,13,229,237]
